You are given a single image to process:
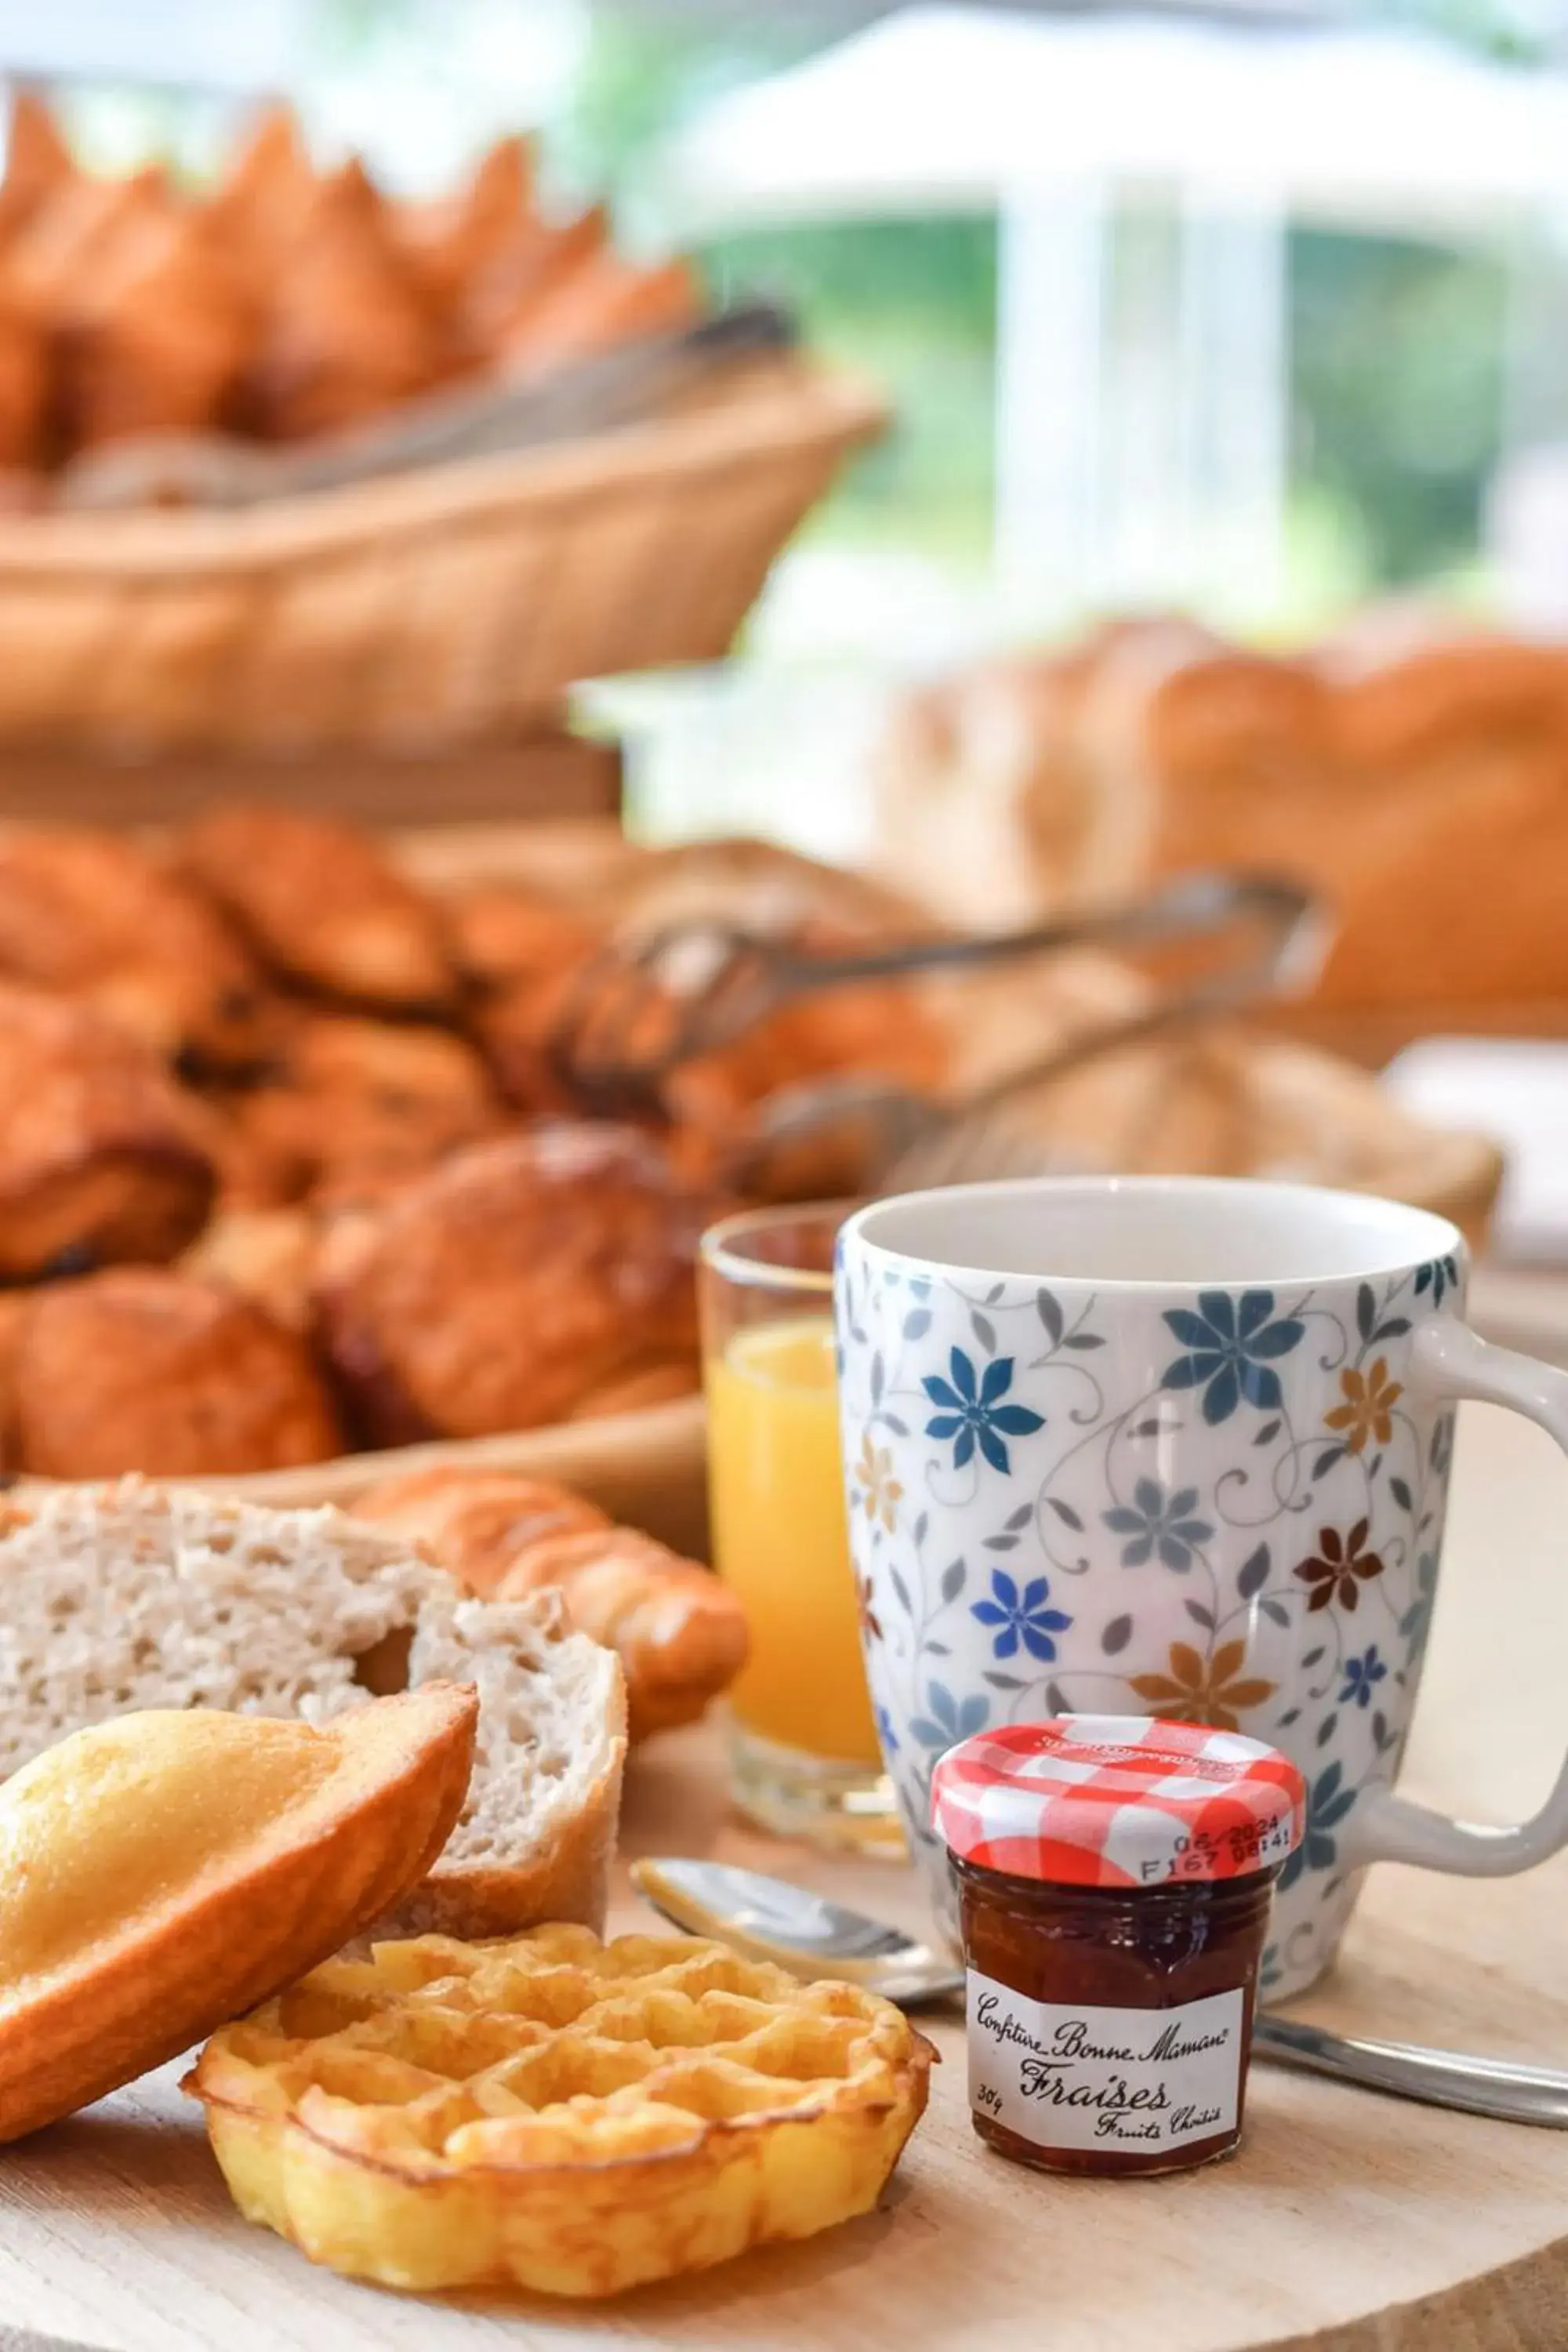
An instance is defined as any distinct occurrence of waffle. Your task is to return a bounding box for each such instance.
[187,1923,935,2298]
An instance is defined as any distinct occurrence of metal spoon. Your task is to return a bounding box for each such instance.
[631,1857,1568,2130]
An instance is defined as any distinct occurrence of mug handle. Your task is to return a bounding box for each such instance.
[1340,1319,1568,1875]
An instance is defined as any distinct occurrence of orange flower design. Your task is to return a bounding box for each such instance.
[1128,1639,1276,1733]
[855,1432,902,1534]
[1324,1357,1403,1455]
[855,1573,883,1645]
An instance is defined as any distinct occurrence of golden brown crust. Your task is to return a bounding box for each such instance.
[881,621,1568,1011]
[53,198,252,450]
[350,1466,742,1742]
[448,882,600,992]
[0,91,76,251]
[351,1465,611,1595]
[460,201,609,356]
[179,1205,318,1329]
[496,1526,746,1741]
[205,103,314,265]
[191,1923,930,2298]
[0,276,48,469]
[220,1011,503,1210]
[387,1816,617,1941]
[0,982,216,1277]
[0,826,273,1067]
[0,1287,31,1465]
[393,135,531,351]
[1325,639,1568,767]
[0,1684,477,2143]
[456,886,604,1115]
[313,1126,706,1443]
[177,804,459,1014]
[13,1267,343,1478]
[503,250,698,376]
[238,159,440,441]
[1138,639,1568,1006]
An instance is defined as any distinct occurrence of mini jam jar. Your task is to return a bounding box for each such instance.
[931,1713,1305,2179]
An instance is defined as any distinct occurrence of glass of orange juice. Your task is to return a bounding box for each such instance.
[699,1203,900,1852]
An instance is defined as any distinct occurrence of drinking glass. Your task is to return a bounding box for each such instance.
[699,1203,902,1851]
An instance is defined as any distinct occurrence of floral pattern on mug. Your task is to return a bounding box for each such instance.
[971,1568,1072,1664]
[855,1433,902,1532]
[1158,1289,1305,1424]
[921,1347,1043,1474]
[836,1234,1466,2002]
[1324,1359,1403,1454]
[1294,1520,1387,1613]
[1103,1479,1214,1571]
[1128,1638,1276,1733]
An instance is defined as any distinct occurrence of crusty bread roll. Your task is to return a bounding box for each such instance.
[0,824,274,1069]
[177,802,459,1014]
[216,1010,503,1210]
[352,1466,748,1741]
[0,1482,628,1944]
[0,981,215,1277]
[312,1126,705,1443]
[876,619,1568,1014]
[10,1267,344,1477]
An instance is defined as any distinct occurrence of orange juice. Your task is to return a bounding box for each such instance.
[705,1314,881,1768]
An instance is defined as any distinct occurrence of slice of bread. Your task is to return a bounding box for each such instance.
[0,1480,627,1941]
[0,1686,476,2141]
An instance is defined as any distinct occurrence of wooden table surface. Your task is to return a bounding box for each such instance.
[3,1399,1567,2352]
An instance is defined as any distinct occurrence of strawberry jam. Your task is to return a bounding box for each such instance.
[931,1715,1303,2177]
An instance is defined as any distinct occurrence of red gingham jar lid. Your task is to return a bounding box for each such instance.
[931,1714,1305,1889]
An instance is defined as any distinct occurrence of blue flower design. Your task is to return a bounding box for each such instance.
[908,1679,989,1752]
[971,1568,1072,1663]
[1277,1759,1357,1892]
[1414,1253,1460,1308]
[1102,1477,1214,1570]
[873,1702,900,1757]
[1339,1644,1388,1710]
[1160,1290,1305,1425]
[923,1347,1044,1475]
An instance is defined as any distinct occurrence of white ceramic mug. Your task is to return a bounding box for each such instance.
[834,1175,1568,1999]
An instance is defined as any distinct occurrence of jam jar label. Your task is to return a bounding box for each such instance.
[967,1972,1245,2156]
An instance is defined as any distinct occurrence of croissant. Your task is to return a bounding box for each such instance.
[59,199,252,447]
[205,101,315,270]
[351,1468,747,1742]
[241,158,439,440]
[504,250,698,378]
[463,200,608,357]
[0,273,47,469]
[395,134,531,362]
[0,89,75,250]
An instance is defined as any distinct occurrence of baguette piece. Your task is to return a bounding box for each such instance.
[0,1482,626,1940]
[0,1686,476,2142]
[351,1467,748,1743]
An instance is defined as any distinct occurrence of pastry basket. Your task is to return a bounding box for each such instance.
[0,361,885,759]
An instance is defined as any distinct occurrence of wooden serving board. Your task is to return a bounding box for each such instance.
[3,1403,1567,2352]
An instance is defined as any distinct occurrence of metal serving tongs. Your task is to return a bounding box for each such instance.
[553,871,1323,1181]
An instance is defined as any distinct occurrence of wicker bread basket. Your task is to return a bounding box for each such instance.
[0,362,885,758]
